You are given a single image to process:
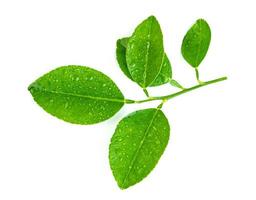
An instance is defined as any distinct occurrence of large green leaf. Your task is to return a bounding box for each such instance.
[126,16,164,88]
[116,37,172,87]
[28,65,124,124]
[109,108,170,189]
[181,19,211,68]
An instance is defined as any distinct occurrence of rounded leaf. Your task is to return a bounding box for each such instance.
[28,65,124,124]
[181,19,211,68]
[109,108,170,189]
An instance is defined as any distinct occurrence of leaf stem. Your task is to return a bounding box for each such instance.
[125,76,227,104]
[143,88,150,97]
[195,68,204,84]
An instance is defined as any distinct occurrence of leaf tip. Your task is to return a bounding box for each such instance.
[197,18,207,22]
[148,15,156,19]
[147,15,159,23]
[27,82,35,93]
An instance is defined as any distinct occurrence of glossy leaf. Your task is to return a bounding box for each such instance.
[149,55,172,86]
[116,37,172,87]
[181,19,211,68]
[109,108,170,189]
[28,65,124,124]
[126,16,164,88]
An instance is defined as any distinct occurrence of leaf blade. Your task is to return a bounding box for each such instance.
[28,65,124,124]
[181,19,211,68]
[126,16,164,88]
[149,54,172,86]
[116,37,133,80]
[116,38,171,87]
[109,108,170,189]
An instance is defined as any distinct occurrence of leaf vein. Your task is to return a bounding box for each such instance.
[30,85,125,103]
[120,108,160,187]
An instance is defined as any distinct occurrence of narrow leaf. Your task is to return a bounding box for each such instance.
[109,108,170,189]
[169,79,184,89]
[116,37,132,80]
[126,16,164,88]
[181,19,211,68]
[28,65,124,124]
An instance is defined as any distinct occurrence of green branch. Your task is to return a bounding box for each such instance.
[126,76,227,104]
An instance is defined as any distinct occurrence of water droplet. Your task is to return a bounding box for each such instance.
[76,77,80,81]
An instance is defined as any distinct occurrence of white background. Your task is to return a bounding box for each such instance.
[0,0,256,199]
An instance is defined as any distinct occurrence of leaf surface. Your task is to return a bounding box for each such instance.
[181,19,211,68]
[28,65,124,124]
[126,16,164,88]
[109,108,170,189]
[149,55,172,86]
[116,37,132,79]
[116,38,171,87]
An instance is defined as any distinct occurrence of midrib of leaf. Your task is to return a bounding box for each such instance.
[195,20,203,67]
[142,18,153,88]
[29,84,125,103]
[120,108,161,188]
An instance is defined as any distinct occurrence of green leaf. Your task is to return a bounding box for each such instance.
[116,37,171,87]
[149,54,172,87]
[126,16,164,88]
[181,19,211,68]
[116,37,133,80]
[169,79,184,89]
[28,65,124,125]
[109,108,170,189]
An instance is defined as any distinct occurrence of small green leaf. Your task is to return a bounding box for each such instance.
[181,19,211,68]
[169,79,184,90]
[116,37,171,87]
[126,16,164,88]
[109,108,170,189]
[28,65,124,125]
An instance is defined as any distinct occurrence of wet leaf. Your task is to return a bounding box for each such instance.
[28,65,124,124]
[149,54,172,86]
[109,108,170,189]
[126,16,164,88]
[181,19,211,68]
[116,37,172,87]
